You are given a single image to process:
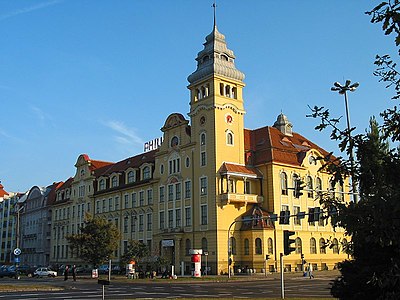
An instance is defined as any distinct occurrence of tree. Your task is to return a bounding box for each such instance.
[120,240,150,265]
[67,215,121,268]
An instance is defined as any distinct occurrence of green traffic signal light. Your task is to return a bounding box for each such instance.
[283,230,296,255]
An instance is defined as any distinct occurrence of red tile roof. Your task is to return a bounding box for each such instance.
[245,126,330,167]
[219,162,262,177]
[0,183,9,197]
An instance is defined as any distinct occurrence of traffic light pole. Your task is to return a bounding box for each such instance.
[280,253,285,299]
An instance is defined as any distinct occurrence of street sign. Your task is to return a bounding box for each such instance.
[13,248,21,256]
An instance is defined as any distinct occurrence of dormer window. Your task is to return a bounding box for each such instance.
[143,166,151,180]
[127,171,135,183]
[80,169,85,177]
[111,176,118,188]
[99,179,105,190]
[221,54,228,61]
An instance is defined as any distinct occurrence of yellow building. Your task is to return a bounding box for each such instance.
[49,18,348,275]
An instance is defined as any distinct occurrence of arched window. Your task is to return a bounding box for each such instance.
[267,238,274,254]
[226,131,234,145]
[225,85,231,97]
[293,174,300,198]
[255,238,262,254]
[307,176,313,198]
[295,237,302,254]
[185,239,191,256]
[342,238,348,253]
[244,239,249,255]
[111,176,118,188]
[338,183,344,201]
[281,172,288,195]
[99,179,105,190]
[143,166,151,180]
[329,180,336,198]
[200,132,206,145]
[201,238,208,252]
[127,171,135,183]
[310,238,317,254]
[230,237,237,255]
[332,238,339,254]
[319,238,326,254]
[316,177,322,197]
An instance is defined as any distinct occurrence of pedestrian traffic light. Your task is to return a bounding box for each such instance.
[283,230,296,255]
[228,258,232,265]
[265,255,270,260]
[301,253,304,260]
[279,210,290,225]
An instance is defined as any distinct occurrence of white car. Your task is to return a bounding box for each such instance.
[34,267,57,277]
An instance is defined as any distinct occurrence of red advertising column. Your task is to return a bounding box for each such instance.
[190,249,202,277]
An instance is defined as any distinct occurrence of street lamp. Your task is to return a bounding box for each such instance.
[331,80,359,203]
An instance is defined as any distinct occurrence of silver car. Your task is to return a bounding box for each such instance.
[34,267,57,277]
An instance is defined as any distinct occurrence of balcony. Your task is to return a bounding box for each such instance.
[219,193,263,206]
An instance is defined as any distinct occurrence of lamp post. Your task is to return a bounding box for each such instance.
[331,80,359,203]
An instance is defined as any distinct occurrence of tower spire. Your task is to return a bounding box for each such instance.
[213,1,217,28]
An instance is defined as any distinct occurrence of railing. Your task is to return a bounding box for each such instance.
[219,193,263,205]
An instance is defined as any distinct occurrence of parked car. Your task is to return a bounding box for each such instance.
[0,266,18,278]
[98,265,109,274]
[34,267,57,277]
[17,265,36,277]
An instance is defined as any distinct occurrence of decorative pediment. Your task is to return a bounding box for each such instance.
[162,113,189,132]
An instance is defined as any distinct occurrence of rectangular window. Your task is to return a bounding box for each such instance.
[168,210,174,228]
[160,211,165,230]
[102,199,106,212]
[200,177,207,195]
[77,204,81,217]
[176,208,181,227]
[168,185,174,201]
[147,213,152,231]
[201,151,206,166]
[108,198,113,211]
[159,186,165,203]
[147,189,153,205]
[185,181,191,198]
[115,196,119,210]
[131,192,137,208]
[123,241,128,254]
[124,194,129,209]
[124,217,128,233]
[139,191,144,206]
[185,207,192,226]
[131,215,136,232]
[175,183,181,200]
[201,205,208,225]
[96,201,100,214]
[139,215,144,231]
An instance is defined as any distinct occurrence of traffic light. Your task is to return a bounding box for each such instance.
[265,255,270,260]
[283,230,296,255]
[279,210,290,225]
[314,207,321,221]
[228,258,232,265]
[294,179,304,198]
[308,208,315,222]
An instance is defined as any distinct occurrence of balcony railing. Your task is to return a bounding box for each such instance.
[219,193,263,205]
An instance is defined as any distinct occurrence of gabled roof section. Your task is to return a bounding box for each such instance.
[46,181,64,206]
[245,126,330,167]
[77,154,113,171]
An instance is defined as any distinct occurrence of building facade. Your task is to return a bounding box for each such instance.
[44,20,349,274]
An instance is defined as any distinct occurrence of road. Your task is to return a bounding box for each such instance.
[0,271,337,299]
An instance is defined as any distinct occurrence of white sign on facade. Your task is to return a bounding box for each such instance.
[161,239,174,247]
[144,137,163,152]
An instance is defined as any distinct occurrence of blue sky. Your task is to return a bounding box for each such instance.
[0,0,397,192]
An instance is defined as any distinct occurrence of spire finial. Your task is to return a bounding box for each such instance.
[212,0,217,28]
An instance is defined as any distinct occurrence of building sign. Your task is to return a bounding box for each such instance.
[144,137,163,152]
[161,239,174,247]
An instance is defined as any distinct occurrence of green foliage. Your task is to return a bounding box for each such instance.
[66,215,121,268]
[120,240,150,265]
